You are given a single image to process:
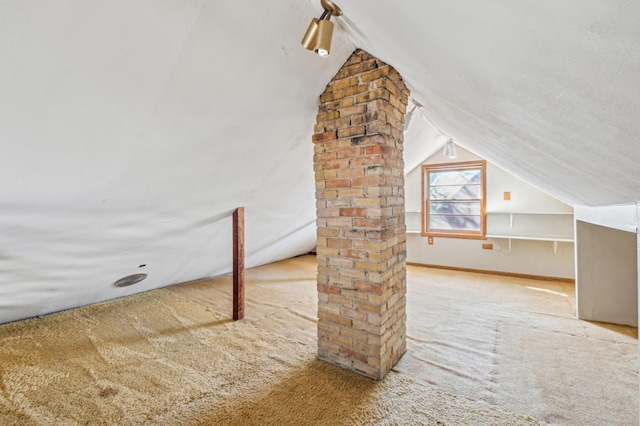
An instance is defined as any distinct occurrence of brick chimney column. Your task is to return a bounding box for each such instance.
[312,49,409,379]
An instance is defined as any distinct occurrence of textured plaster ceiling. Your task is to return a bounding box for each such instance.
[340,0,640,206]
[0,0,638,323]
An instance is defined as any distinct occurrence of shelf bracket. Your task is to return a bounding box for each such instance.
[509,213,514,228]
[553,240,558,255]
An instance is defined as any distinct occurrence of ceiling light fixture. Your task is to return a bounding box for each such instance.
[301,0,342,57]
[443,138,458,159]
[408,99,459,161]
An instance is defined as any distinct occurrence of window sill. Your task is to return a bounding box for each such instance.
[422,232,487,240]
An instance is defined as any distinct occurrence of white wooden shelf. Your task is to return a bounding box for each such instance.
[485,211,574,254]
[406,211,575,254]
[405,211,422,234]
[485,234,574,254]
[485,234,574,242]
[487,211,573,228]
[487,211,573,215]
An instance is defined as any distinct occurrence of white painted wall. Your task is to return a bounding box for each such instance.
[575,220,638,326]
[0,1,356,324]
[574,203,638,233]
[572,202,639,326]
[406,146,575,279]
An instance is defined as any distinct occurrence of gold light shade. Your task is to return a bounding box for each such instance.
[301,0,341,57]
[301,18,319,50]
[314,19,334,56]
[320,0,342,17]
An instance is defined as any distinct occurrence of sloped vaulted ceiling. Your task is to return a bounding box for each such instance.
[0,0,638,323]
[341,0,640,206]
[0,0,355,323]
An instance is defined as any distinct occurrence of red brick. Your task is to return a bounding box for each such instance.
[351,156,385,167]
[360,66,390,82]
[365,145,385,155]
[353,218,384,228]
[336,168,365,179]
[324,159,351,170]
[366,121,390,135]
[340,208,366,217]
[354,281,385,294]
[320,91,334,103]
[312,130,338,143]
[339,249,367,260]
[336,147,364,159]
[339,347,368,364]
[356,88,391,104]
[317,208,340,218]
[339,105,366,117]
[344,85,369,97]
[350,134,385,147]
[332,77,359,91]
[314,151,337,162]
[341,306,367,322]
[337,126,366,138]
[318,284,341,294]
[317,111,339,122]
[326,179,351,189]
[335,117,352,129]
[352,176,384,187]
[318,312,352,327]
[315,189,337,199]
[317,227,339,237]
[327,238,352,249]
[342,229,366,239]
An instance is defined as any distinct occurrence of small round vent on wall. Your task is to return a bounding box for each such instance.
[113,273,147,288]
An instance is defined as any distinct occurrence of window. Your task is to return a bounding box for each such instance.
[422,160,486,239]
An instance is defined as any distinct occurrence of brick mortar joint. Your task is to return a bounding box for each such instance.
[317,87,407,109]
[319,79,407,102]
[328,68,407,90]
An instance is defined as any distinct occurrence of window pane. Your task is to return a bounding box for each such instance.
[422,161,486,237]
[430,214,481,231]
[430,201,481,215]
[430,184,481,200]
[430,170,481,186]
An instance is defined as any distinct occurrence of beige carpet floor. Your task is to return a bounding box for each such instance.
[168,255,638,425]
[0,289,543,425]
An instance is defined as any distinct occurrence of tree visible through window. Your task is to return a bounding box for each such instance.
[422,161,486,238]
